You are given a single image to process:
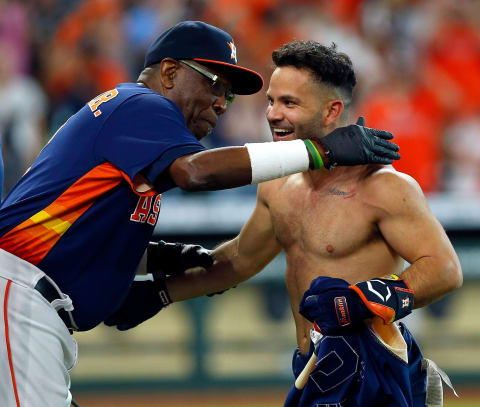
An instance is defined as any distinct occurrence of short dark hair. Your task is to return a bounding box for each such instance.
[272,41,356,105]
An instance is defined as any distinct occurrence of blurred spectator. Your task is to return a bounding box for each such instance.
[123,0,164,77]
[0,45,47,194]
[443,114,480,194]
[43,0,130,132]
[0,0,30,75]
[356,66,444,193]
[303,11,384,98]
[423,2,480,118]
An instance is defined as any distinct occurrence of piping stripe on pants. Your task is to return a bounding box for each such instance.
[4,280,20,407]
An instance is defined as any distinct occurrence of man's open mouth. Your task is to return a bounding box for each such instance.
[273,128,294,138]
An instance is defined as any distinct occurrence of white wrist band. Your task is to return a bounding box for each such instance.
[245,140,310,184]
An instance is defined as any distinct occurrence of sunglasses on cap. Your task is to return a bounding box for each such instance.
[179,60,235,106]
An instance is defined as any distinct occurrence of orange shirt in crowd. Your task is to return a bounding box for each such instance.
[358,83,443,193]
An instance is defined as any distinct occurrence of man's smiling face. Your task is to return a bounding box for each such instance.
[266,66,328,142]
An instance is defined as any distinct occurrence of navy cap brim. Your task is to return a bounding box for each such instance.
[194,59,264,95]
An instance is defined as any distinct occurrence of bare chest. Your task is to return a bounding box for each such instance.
[266,180,376,258]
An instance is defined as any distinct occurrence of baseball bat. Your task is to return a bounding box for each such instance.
[283,322,323,407]
[295,351,318,389]
[283,352,318,407]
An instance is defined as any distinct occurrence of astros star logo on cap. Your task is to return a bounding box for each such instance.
[228,41,237,63]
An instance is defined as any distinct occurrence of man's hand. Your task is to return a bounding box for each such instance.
[316,116,400,169]
[299,276,370,335]
[104,274,171,331]
[148,240,213,275]
[299,275,414,335]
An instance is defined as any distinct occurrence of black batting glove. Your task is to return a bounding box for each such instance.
[147,240,213,275]
[318,116,400,168]
[299,274,414,336]
[299,276,371,335]
[104,273,171,331]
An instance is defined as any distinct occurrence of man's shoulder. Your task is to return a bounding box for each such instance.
[360,165,426,209]
[116,84,174,105]
[363,165,421,190]
[258,173,300,193]
[110,84,184,122]
[256,174,296,205]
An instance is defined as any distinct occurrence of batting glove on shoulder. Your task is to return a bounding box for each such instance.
[299,275,414,335]
[104,273,171,331]
[317,116,400,169]
[148,240,213,275]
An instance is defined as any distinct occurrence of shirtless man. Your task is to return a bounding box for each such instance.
[109,41,463,406]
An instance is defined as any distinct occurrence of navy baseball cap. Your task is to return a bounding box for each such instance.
[144,21,264,95]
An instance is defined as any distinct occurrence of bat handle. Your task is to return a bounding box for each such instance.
[294,352,318,390]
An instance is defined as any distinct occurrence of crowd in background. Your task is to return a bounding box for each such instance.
[1,0,480,195]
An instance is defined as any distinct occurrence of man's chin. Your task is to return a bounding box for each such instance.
[192,124,214,140]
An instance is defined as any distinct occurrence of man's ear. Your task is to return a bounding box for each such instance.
[160,58,179,89]
[323,99,344,127]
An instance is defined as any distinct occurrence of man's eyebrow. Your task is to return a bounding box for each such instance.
[266,93,301,102]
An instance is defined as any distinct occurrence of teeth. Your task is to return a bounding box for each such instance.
[274,129,293,133]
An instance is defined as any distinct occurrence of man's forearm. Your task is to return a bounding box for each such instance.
[400,254,462,308]
[170,142,313,191]
[165,237,272,302]
[169,122,400,191]
[165,260,243,302]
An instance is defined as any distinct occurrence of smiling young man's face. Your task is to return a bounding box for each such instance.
[266,65,330,142]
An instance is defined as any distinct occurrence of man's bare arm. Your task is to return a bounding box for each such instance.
[299,170,462,333]
[370,170,462,308]
[166,184,282,301]
[167,121,400,191]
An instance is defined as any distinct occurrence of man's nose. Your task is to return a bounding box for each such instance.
[266,103,283,122]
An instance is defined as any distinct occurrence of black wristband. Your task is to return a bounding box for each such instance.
[152,271,172,306]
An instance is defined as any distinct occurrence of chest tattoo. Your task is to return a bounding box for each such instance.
[328,187,356,199]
